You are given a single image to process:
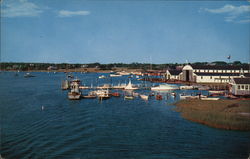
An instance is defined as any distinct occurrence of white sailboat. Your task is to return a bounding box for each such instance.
[124,80,138,90]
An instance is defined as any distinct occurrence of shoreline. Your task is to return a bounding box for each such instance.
[0,68,143,73]
[174,99,250,131]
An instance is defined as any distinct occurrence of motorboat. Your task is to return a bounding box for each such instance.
[117,71,131,75]
[180,85,194,90]
[110,74,122,77]
[124,95,134,100]
[151,84,179,91]
[179,94,207,100]
[68,81,81,100]
[112,92,120,97]
[24,73,35,78]
[98,75,106,79]
[82,91,96,99]
[140,94,149,100]
[94,89,110,100]
[156,94,163,100]
[201,97,220,100]
[208,90,225,96]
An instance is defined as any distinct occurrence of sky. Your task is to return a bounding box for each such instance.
[0,0,250,64]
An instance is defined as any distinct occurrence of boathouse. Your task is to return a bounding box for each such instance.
[166,64,250,84]
[230,77,250,96]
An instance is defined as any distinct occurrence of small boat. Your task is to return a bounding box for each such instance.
[179,94,207,100]
[180,85,194,90]
[112,92,120,97]
[132,92,139,97]
[82,91,96,99]
[95,89,110,100]
[171,92,176,97]
[124,80,138,90]
[201,97,220,100]
[99,75,106,79]
[67,74,74,78]
[68,82,81,100]
[151,84,179,91]
[117,71,131,75]
[24,73,35,78]
[156,94,163,100]
[110,74,122,77]
[124,95,134,100]
[209,90,225,96]
[140,94,149,100]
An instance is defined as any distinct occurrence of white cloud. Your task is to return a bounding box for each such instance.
[57,10,90,17]
[1,0,44,17]
[203,4,250,23]
[238,19,250,23]
[205,4,250,14]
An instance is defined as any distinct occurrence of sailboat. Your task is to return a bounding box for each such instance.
[124,80,138,90]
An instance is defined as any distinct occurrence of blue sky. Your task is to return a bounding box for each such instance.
[1,0,250,64]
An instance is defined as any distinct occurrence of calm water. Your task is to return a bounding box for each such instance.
[0,72,249,159]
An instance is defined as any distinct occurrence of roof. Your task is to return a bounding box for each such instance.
[194,73,242,76]
[168,70,182,75]
[191,64,250,70]
[244,73,250,77]
[182,65,193,70]
[233,78,250,84]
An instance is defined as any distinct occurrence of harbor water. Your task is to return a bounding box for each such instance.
[0,72,249,159]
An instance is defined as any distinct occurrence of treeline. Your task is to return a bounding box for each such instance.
[0,61,247,71]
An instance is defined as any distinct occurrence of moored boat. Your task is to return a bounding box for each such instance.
[112,92,120,97]
[124,80,138,90]
[98,75,106,79]
[94,89,110,100]
[24,73,35,78]
[110,74,122,77]
[180,85,194,90]
[68,81,81,100]
[156,94,163,100]
[82,91,96,99]
[140,94,149,100]
[124,95,134,100]
[151,84,179,91]
[201,97,220,100]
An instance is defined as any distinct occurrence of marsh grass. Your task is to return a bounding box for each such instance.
[174,99,250,130]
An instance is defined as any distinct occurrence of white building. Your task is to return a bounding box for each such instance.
[230,77,250,96]
[166,64,250,84]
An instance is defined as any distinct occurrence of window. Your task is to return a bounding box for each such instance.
[201,76,203,79]
[238,85,240,90]
[246,85,249,90]
[210,76,212,79]
[241,85,244,90]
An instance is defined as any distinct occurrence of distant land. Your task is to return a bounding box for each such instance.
[0,61,248,72]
